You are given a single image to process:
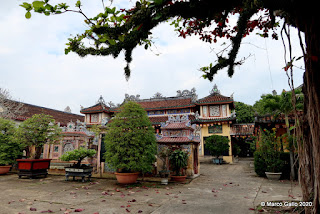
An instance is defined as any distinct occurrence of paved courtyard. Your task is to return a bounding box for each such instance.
[0,159,301,214]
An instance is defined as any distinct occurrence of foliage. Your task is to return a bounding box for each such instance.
[234,102,254,123]
[20,0,286,80]
[255,129,284,173]
[0,118,23,165]
[253,150,267,177]
[253,89,304,117]
[104,101,157,173]
[16,113,62,159]
[169,150,188,176]
[205,135,230,158]
[60,147,96,167]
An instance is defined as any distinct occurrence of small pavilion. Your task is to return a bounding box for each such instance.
[156,115,200,177]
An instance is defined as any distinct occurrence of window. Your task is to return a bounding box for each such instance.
[208,125,222,134]
[202,106,208,117]
[209,106,220,117]
[91,114,99,123]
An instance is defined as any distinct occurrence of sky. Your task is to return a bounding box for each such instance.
[0,0,305,115]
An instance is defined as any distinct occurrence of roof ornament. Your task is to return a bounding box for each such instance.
[152,92,164,99]
[96,95,106,105]
[125,94,140,101]
[210,84,221,95]
[176,88,198,102]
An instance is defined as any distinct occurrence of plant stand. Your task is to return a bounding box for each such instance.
[65,167,93,182]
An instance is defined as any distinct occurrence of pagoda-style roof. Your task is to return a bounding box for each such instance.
[196,84,233,105]
[156,115,200,144]
[80,96,111,114]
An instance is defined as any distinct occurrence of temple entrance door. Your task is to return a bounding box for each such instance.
[193,146,199,174]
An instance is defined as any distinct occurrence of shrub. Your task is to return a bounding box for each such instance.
[169,150,188,176]
[0,118,22,165]
[205,135,230,158]
[104,101,157,173]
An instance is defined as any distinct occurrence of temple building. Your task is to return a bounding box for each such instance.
[81,85,237,167]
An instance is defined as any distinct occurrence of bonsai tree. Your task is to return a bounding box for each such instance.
[205,135,230,159]
[16,113,61,159]
[0,118,22,165]
[60,147,96,168]
[169,150,188,176]
[104,101,157,173]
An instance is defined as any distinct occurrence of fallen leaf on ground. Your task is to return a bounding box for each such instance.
[126,208,130,212]
[40,210,53,213]
[138,210,143,213]
[249,208,255,210]
[74,208,84,212]
[30,208,37,211]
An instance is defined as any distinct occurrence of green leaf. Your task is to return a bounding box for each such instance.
[25,11,32,19]
[75,0,81,8]
[32,1,44,8]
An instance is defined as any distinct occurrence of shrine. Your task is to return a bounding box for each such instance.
[156,115,200,177]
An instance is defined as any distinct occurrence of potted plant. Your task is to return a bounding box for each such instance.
[205,135,230,164]
[169,149,188,182]
[158,146,171,185]
[15,113,61,178]
[104,101,157,184]
[257,129,284,180]
[0,118,23,174]
[60,147,96,182]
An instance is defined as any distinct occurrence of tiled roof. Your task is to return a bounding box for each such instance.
[137,97,195,110]
[195,117,236,123]
[80,103,110,114]
[196,94,233,105]
[8,100,84,126]
[161,122,193,130]
[157,137,199,144]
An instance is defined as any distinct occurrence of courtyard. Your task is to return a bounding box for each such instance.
[0,159,301,214]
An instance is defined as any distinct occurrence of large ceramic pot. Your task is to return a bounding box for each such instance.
[65,166,93,182]
[265,172,282,180]
[171,175,187,182]
[115,172,139,184]
[0,165,11,175]
[16,159,51,179]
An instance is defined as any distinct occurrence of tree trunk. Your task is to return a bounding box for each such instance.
[296,13,320,214]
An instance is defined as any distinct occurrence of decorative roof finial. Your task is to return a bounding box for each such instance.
[97,95,106,104]
[210,84,220,95]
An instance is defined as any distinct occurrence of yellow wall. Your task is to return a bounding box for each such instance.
[200,123,233,163]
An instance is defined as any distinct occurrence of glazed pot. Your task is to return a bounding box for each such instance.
[115,172,139,184]
[16,159,51,179]
[0,165,11,175]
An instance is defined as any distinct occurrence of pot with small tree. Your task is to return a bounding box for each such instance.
[15,113,61,178]
[256,129,284,180]
[60,147,96,182]
[169,149,188,182]
[0,118,23,174]
[205,135,230,164]
[104,101,157,184]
